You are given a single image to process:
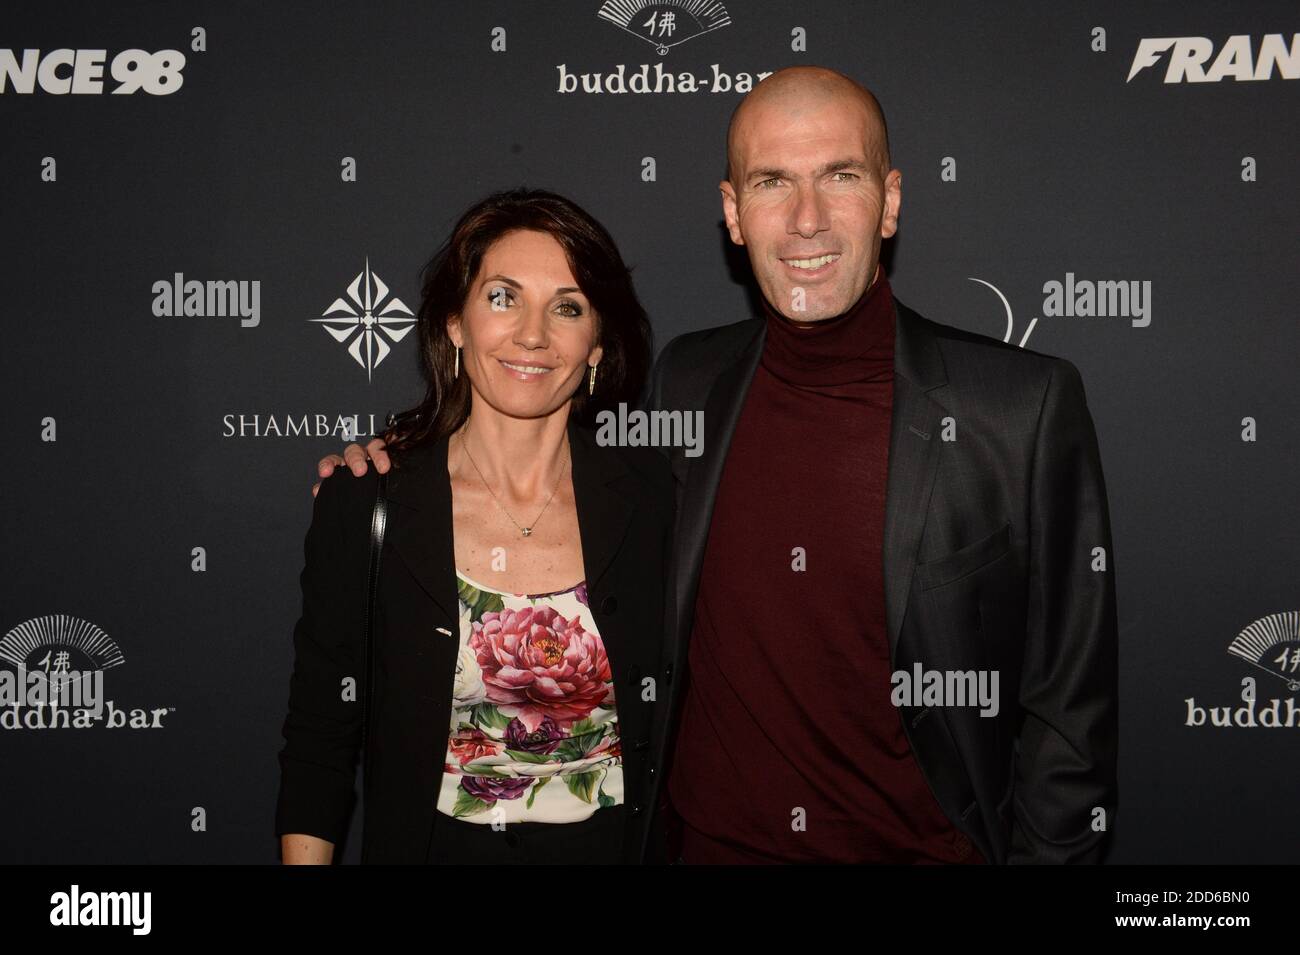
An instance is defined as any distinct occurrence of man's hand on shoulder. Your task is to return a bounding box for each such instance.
[310,437,392,498]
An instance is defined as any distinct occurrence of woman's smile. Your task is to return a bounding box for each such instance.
[497,358,558,381]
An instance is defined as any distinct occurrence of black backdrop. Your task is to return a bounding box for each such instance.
[3,1,1297,863]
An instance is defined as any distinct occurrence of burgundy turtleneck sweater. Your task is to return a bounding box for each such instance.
[666,269,984,864]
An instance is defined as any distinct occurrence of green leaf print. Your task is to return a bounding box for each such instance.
[461,762,509,778]
[597,788,615,809]
[569,718,606,755]
[468,703,511,730]
[504,748,554,764]
[525,776,551,809]
[456,580,480,611]
[552,738,587,763]
[457,582,504,622]
[563,771,599,803]
[452,789,493,818]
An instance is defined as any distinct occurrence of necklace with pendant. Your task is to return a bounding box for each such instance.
[458,426,568,538]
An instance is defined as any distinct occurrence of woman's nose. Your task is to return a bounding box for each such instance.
[513,304,548,348]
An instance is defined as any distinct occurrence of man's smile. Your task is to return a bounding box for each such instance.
[782,252,841,278]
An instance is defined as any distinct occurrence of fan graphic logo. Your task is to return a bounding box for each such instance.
[311,258,416,380]
[1228,612,1300,692]
[1184,612,1300,729]
[597,0,731,55]
[0,615,173,730]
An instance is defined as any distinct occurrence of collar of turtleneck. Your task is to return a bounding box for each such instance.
[759,267,895,386]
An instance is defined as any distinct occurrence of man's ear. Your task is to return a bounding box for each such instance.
[720,180,745,246]
[881,169,902,239]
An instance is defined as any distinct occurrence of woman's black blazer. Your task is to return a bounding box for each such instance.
[274,417,675,863]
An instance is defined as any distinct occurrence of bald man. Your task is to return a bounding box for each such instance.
[321,66,1118,865]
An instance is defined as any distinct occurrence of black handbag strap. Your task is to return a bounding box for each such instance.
[360,471,388,784]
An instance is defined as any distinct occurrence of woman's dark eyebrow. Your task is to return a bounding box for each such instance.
[480,274,582,295]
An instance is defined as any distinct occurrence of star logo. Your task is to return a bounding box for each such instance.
[312,258,416,380]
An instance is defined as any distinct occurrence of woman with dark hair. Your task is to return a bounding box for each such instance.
[275,188,673,864]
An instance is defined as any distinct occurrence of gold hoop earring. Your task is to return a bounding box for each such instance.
[454,346,460,379]
[588,363,598,395]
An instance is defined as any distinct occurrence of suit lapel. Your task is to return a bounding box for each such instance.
[567,417,634,592]
[673,320,765,637]
[882,300,950,662]
[384,435,458,620]
[881,304,987,851]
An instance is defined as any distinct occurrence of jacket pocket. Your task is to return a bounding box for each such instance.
[915,521,1012,592]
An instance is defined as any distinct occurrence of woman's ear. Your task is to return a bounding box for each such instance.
[446,314,463,349]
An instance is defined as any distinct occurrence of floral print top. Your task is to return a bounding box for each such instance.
[436,571,623,824]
